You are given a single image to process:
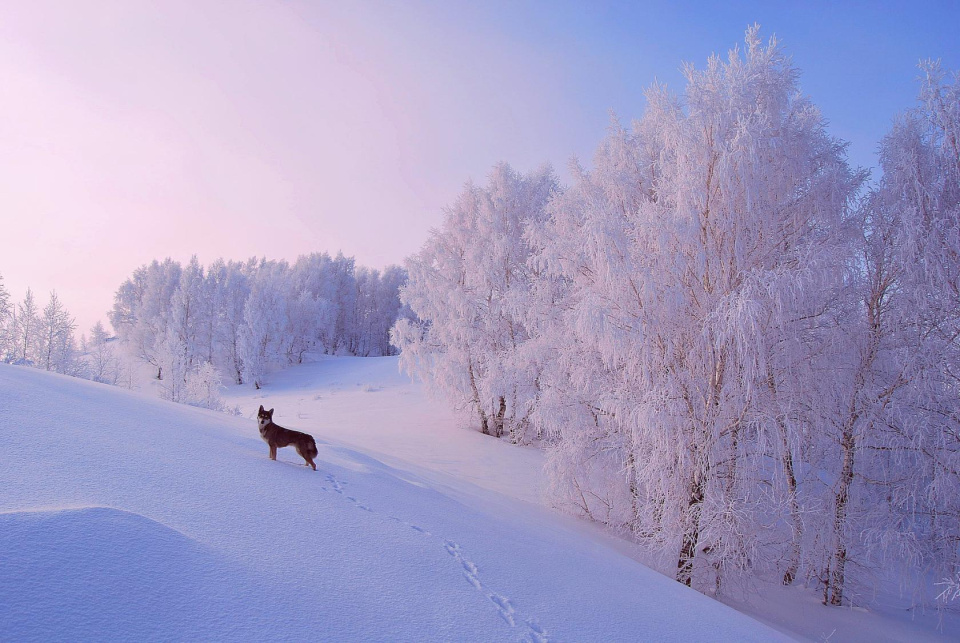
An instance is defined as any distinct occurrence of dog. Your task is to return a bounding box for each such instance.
[256,405,318,470]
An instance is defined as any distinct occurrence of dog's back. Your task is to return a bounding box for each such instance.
[257,406,318,470]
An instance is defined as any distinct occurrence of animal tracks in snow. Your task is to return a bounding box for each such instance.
[319,471,549,642]
[321,474,345,495]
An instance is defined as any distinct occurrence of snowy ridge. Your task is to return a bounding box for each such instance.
[0,360,790,641]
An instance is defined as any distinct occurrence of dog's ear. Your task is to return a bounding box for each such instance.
[268,408,274,417]
[258,405,264,413]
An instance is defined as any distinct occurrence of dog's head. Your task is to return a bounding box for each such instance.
[257,405,274,429]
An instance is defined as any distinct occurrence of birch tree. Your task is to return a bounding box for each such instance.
[530,27,862,591]
[816,62,960,606]
[393,162,558,442]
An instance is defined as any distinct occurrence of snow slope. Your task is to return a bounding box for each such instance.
[224,357,960,643]
[222,356,546,504]
[0,360,788,642]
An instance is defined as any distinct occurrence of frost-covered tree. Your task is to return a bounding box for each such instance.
[814,61,960,606]
[10,288,40,365]
[110,259,182,380]
[207,259,252,384]
[330,253,358,355]
[84,320,124,385]
[37,291,80,374]
[182,361,226,411]
[166,256,209,373]
[370,265,407,357]
[394,162,558,442]
[157,333,188,403]
[529,27,862,591]
[290,253,339,355]
[111,253,405,390]
[240,260,289,389]
[0,272,11,359]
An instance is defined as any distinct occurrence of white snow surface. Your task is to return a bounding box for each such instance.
[0,356,953,641]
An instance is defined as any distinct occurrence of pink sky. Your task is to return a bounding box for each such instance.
[2,1,957,334]
[0,1,587,333]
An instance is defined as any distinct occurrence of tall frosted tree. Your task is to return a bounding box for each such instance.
[208,259,252,383]
[110,259,182,380]
[240,260,289,389]
[164,256,210,377]
[393,162,558,442]
[290,253,338,355]
[815,62,960,606]
[370,265,407,357]
[529,27,862,591]
[330,253,358,355]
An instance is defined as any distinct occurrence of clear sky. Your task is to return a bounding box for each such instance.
[1,0,958,334]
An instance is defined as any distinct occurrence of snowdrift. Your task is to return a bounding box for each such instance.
[0,363,787,641]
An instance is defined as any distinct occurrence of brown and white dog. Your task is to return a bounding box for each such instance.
[256,405,318,471]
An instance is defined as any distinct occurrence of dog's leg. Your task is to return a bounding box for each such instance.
[269,444,277,461]
[296,445,317,470]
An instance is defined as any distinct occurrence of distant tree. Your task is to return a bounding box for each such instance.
[37,291,79,374]
[369,265,407,357]
[208,259,252,384]
[166,256,208,374]
[182,361,226,411]
[10,288,40,364]
[287,288,321,363]
[0,272,11,359]
[157,333,188,402]
[291,253,338,355]
[240,261,288,389]
[85,320,123,385]
[110,259,182,380]
[330,253,358,355]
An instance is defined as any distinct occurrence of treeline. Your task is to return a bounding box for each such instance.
[0,251,407,408]
[110,253,407,397]
[0,278,125,389]
[392,28,960,606]
[0,282,83,375]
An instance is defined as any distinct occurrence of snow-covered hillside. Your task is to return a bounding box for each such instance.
[1,358,956,641]
[0,360,786,642]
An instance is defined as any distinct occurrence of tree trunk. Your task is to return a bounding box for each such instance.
[677,474,705,587]
[768,373,802,586]
[780,430,802,586]
[491,396,506,438]
[625,449,642,536]
[467,360,490,435]
[827,420,856,605]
